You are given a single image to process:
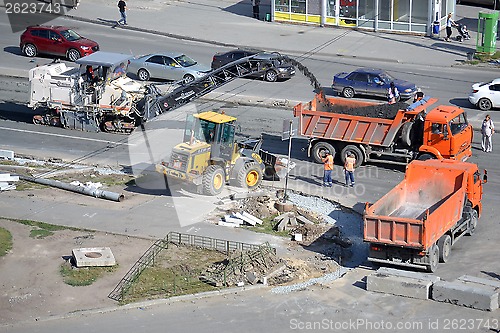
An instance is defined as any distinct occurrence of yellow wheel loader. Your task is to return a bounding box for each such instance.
[155,111,279,195]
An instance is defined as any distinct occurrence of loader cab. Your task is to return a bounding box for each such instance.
[186,111,237,161]
[422,106,472,161]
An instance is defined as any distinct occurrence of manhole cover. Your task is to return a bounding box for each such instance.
[84,252,102,258]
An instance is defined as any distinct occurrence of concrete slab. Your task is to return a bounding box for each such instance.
[0,150,14,160]
[0,174,19,182]
[72,247,116,267]
[366,272,434,300]
[457,275,500,289]
[376,267,440,283]
[432,280,499,311]
[242,211,263,225]
[234,212,256,226]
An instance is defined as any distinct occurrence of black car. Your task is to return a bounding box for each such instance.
[211,49,295,82]
[211,48,261,69]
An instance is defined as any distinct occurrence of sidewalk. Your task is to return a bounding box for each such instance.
[65,0,476,67]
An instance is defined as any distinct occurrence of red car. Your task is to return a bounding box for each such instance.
[20,25,99,62]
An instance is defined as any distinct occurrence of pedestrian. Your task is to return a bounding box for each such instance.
[344,152,356,187]
[388,81,399,104]
[445,13,457,42]
[322,151,334,187]
[481,114,495,152]
[117,0,127,25]
[252,0,260,19]
[413,87,424,103]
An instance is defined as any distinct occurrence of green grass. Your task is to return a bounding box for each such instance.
[29,228,54,239]
[470,51,500,63]
[0,227,13,257]
[60,262,118,286]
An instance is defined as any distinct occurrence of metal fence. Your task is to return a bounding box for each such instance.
[108,232,276,302]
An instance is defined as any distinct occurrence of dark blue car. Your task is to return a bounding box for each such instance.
[332,68,417,101]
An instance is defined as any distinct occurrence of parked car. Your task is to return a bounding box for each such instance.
[332,68,417,100]
[211,48,262,69]
[127,52,211,83]
[212,49,295,82]
[20,25,99,62]
[456,0,499,8]
[468,78,500,110]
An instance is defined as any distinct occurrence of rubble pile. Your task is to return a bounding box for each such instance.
[200,243,284,287]
[235,193,279,219]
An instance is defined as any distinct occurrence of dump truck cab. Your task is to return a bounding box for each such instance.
[156,111,278,195]
[418,105,473,162]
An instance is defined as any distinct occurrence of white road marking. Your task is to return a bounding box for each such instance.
[0,126,135,146]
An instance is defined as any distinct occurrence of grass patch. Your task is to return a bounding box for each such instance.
[60,262,118,286]
[0,227,13,257]
[474,51,500,62]
[54,173,135,188]
[30,228,54,239]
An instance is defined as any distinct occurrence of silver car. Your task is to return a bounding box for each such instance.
[127,52,211,83]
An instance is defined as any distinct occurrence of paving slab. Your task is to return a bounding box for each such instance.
[366,271,435,300]
[432,280,499,311]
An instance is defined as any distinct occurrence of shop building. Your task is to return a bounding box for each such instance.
[272,0,457,35]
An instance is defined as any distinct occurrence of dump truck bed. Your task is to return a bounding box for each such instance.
[364,159,471,250]
[293,93,429,147]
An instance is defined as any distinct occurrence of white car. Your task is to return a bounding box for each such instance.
[469,78,500,111]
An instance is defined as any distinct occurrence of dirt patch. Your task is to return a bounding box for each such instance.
[0,219,154,326]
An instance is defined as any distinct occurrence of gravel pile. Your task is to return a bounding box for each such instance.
[271,266,350,294]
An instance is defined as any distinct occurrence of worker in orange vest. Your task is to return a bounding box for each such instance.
[322,151,334,187]
[344,152,356,187]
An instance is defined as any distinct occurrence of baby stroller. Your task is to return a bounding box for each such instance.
[456,24,471,42]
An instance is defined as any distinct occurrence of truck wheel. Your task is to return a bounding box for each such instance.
[467,209,478,236]
[401,122,414,147]
[342,87,355,98]
[203,165,225,196]
[237,162,262,189]
[417,153,434,161]
[438,235,452,263]
[427,244,439,273]
[340,145,364,167]
[312,142,335,164]
[478,98,492,111]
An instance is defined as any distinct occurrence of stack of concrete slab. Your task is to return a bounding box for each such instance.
[218,211,263,228]
[366,267,440,300]
[432,275,500,311]
[0,173,19,191]
[274,212,313,232]
[0,149,14,160]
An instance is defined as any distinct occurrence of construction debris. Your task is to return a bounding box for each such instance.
[200,243,282,287]
[217,211,263,227]
[0,173,19,191]
[274,211,313,232]
[0,149,14,160]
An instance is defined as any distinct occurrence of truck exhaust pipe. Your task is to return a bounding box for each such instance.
[19,175,124,202]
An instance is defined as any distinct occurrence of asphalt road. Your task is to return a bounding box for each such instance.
[1,3,500,332]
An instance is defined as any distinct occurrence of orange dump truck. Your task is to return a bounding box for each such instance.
[364,159,485,272]
[293,93,473,167]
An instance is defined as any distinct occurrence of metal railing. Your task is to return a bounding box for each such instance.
[108,232,275,302]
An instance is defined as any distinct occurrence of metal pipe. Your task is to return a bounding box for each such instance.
[19,175,124,202]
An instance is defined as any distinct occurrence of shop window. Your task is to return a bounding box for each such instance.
[291,0,306,13]
[308,0,321,15]
[276,0,289,12]
[327,0,336,16]
[339,0,356,22]
[411,0,428,25]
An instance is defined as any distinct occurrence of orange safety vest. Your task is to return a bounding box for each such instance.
[323,154,334,170]
[344,156,356,172]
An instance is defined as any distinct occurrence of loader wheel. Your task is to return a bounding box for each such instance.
[342,87,355,98]
[202,165,225,196]
[237,162,262,189]
[340,145,364,167]
[417,153,434,161]
[438,234,452,263]
[427,244,439,273]
[312,142,335,164]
